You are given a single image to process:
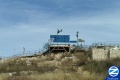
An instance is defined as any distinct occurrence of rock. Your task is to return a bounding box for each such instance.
[8,73,12,76]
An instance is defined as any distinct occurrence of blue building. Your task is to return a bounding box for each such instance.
[49,35,77,53]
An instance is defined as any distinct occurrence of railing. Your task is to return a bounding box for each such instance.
[1,42,49,60]
[90,42,120,48]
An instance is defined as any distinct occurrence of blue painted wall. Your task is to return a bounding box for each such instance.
[50,35,70,42]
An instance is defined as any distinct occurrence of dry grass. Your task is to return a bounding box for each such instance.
[0,73,9,80]
[1,52,119,80]
[1,71,105,80]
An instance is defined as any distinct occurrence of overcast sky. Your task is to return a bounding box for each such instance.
[0,0,120,57]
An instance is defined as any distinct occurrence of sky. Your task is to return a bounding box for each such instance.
[0,0,120,57]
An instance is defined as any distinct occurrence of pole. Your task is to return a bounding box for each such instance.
[76,31,79,47]
[49,39,51,54]
[57,29,58,46]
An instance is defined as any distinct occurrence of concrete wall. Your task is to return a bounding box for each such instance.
[92,48,109,61]
[110,49,120,58]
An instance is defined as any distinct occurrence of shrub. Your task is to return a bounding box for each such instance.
[0,59,57,74]
[74,52,88,66]
[61,58,73,67]
[60,53,72,59]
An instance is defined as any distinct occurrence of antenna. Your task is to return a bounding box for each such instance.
[57,29,62,35]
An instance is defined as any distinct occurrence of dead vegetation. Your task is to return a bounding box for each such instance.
[0,52,117,80]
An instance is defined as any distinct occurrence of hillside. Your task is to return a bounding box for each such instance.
[0,52,119,80]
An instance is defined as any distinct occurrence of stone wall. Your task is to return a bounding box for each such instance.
[110,49,120,58]
[92,48,120,61]
[92,48,109,61]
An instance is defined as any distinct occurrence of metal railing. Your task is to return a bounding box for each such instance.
[90,42,120,48]
[1,42,49,60]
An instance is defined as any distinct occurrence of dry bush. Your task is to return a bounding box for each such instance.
[84,57,120,76]
[61,58,73,67]
[0,58,57,75]
[74,52,88,66]
[60,53,72,58]
[45,54,55,61]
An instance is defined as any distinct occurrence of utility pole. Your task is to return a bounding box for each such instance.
[76,31,79,47]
